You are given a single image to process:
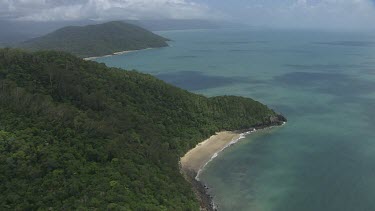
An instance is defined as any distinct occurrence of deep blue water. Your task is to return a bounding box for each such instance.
[96,29,375,211]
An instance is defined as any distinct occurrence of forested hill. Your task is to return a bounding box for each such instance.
[16,21,169,58]
[0,49,285,210]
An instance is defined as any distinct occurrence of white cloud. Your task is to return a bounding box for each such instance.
[244,0,375,30]
[1,0,375,30]
[0,0,219,21]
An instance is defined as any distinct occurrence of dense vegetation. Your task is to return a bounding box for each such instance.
[16,21,169,58]
[0,49,283,210]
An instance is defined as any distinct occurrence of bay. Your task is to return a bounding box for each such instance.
[96,28,375,211]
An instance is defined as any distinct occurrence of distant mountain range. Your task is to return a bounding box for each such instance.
[0,19,245,44]
[126,19,221,31]
[15,21,169,58]
[0,20,97,44]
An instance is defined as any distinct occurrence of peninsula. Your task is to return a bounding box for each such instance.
[0,48,285,210]
[15,21,169,58]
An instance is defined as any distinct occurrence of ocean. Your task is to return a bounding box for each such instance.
[95,28,375,211]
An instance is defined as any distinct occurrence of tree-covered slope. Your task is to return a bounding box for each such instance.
[16,21,169,58]
[0,49,284,210]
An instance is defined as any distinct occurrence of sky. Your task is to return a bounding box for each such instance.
[1,0,375,30]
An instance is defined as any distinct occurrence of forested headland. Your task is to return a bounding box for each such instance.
[0,48,285,210]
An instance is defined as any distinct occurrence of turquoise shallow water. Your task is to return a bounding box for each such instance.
[96,29,375,211]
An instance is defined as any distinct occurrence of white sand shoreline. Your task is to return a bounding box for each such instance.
[180,123,286,210]
[83,48,153,60]
[181,122,286,181]
[194,129,256,180]
[179,129,259,211]
[180,131,241,178]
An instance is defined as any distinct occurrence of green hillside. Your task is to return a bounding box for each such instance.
[16,21,169,58]
[0,49,285,210]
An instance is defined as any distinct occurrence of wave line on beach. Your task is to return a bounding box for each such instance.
[195,129,256,181]
[195,122,286,181]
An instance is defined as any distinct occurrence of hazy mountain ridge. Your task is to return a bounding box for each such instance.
[0,19,244,44]
[16,21,169,58]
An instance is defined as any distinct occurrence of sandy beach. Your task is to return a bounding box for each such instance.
[179,122,285,210]
[83,48,153,60]
[179,131,242,210]
[180,131,242,179]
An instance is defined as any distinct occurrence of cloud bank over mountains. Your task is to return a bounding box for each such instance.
[1,0,375,30]
[0,0,217,21]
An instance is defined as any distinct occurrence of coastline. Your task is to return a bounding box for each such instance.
[180,122,286,211]
[83,48,154,60]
